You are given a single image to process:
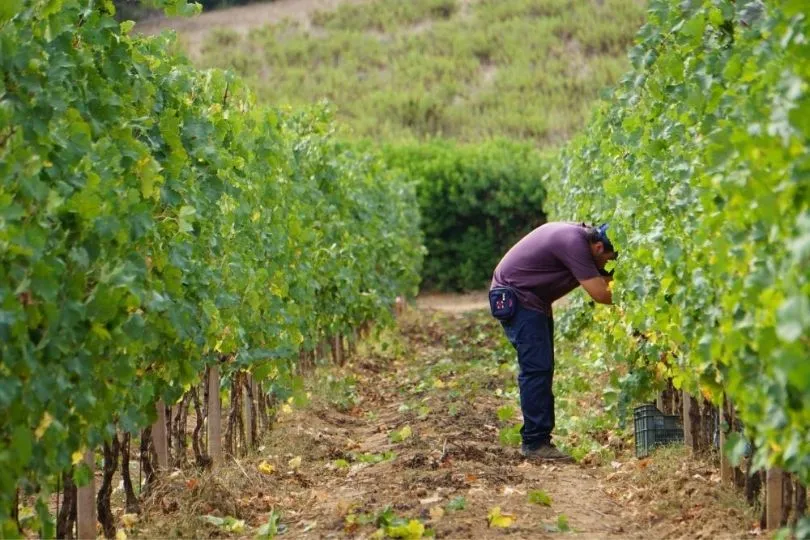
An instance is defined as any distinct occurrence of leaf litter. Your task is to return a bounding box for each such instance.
[133,306,756,538]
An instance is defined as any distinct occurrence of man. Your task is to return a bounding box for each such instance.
[489,222,617,462]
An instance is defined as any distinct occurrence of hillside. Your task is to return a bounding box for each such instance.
[138,0,646,144]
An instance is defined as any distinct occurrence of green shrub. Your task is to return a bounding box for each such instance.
[379,139,549,290]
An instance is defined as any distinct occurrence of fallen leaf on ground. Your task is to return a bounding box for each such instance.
[121,513,138,529]
[487,507,515,528]
[390,425,413,443]
[429,506,445,522]
[385,519,424,539]
[258,461,275,474]
[528,490,552,506]
[201,515,245,533]
[419,494,441,505]
[288,456,302,470]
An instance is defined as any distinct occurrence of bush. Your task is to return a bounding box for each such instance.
[379,139,549,290]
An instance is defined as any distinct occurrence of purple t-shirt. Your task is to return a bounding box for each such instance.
[491,222,601,315]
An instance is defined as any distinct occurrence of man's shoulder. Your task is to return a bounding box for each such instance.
[541,222,588,243]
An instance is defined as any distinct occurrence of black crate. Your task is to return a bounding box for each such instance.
[633,404,684,458]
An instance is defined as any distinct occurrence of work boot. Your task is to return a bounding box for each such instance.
[521,443,575,463]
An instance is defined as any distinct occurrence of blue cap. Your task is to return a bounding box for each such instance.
[596,223,616,253]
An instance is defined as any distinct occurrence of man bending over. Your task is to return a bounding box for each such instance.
[489,222,617,462]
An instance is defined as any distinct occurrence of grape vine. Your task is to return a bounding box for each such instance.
[547,0,810,482]
[0,0,422,530]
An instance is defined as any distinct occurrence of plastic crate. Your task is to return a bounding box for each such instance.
[633,404,684,458]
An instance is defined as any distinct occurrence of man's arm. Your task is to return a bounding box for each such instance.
[579,277,612,305]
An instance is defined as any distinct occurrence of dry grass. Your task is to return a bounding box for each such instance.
[602,445,758,539]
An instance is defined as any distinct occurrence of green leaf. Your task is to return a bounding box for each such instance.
[776,296,809,343]
[724,432,750,467]
[389,425,413,443]
[446,496,466,512]
[255,509,283,539]
[11,427,32,468]
[499,425,522,447]
[73,462,92,488]
[528,490,552,506]
[177,205,196,233]
[497,405,515,421]
[120,20,135,34]
[0,0,21,23]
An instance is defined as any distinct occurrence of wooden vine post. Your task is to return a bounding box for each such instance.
[332,334,343,365]
[682,391,695,451]
[76,451,96,540]
[242,374,254,448]
[767,468,786,529]
[251,377,260,434]
[208,366,222,466]
[152,400,169,470]
[719,397,734,485]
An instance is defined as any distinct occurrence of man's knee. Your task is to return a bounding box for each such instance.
[516,341,553,373]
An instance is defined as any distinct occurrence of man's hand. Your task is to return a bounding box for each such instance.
[579,277,612,305]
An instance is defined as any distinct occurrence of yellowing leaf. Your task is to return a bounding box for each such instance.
[35,412,53,439]
[288,456,302,470]
[226,519,245,533]
[115,530,127,540]
[258,461,275,475]
[390,425,413,443]
[91,322,112,341]
[432,379,446,389]
[487,507,515,528]
[385,519,425,539]
[280,404,293,415]
[71,450,84,465]
[121,513,138,529]
[201,515,245,533]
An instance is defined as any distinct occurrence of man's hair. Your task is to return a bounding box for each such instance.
[584,225,601,244]
[583,223,615,252]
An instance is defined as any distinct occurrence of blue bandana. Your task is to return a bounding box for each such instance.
[596,223,615,253]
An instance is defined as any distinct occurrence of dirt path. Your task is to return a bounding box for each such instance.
[416,290,488,313]
[135,0,370,57]
[136,307,754,539]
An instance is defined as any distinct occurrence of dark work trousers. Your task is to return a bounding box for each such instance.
[500,302,554,449]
